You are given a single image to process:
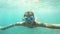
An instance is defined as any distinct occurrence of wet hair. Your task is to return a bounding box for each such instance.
[24,11,34,17]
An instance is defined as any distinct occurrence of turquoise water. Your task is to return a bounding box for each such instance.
[0,0,60,34]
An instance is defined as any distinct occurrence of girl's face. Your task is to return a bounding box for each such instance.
[24,11,35,24]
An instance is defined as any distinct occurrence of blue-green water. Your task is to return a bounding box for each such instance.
[0,0,60,34]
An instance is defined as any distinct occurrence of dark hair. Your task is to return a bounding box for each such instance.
[24,11,34,17]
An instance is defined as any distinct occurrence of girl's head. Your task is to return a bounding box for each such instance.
[24,11,35,24]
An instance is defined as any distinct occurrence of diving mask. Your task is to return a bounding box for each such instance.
[24,16,35,24]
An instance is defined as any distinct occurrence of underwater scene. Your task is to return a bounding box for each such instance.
[0,0,60,34]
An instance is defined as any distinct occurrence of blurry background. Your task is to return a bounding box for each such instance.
[0,0,60,34]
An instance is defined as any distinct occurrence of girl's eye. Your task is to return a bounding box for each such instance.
[26,18,28,19]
